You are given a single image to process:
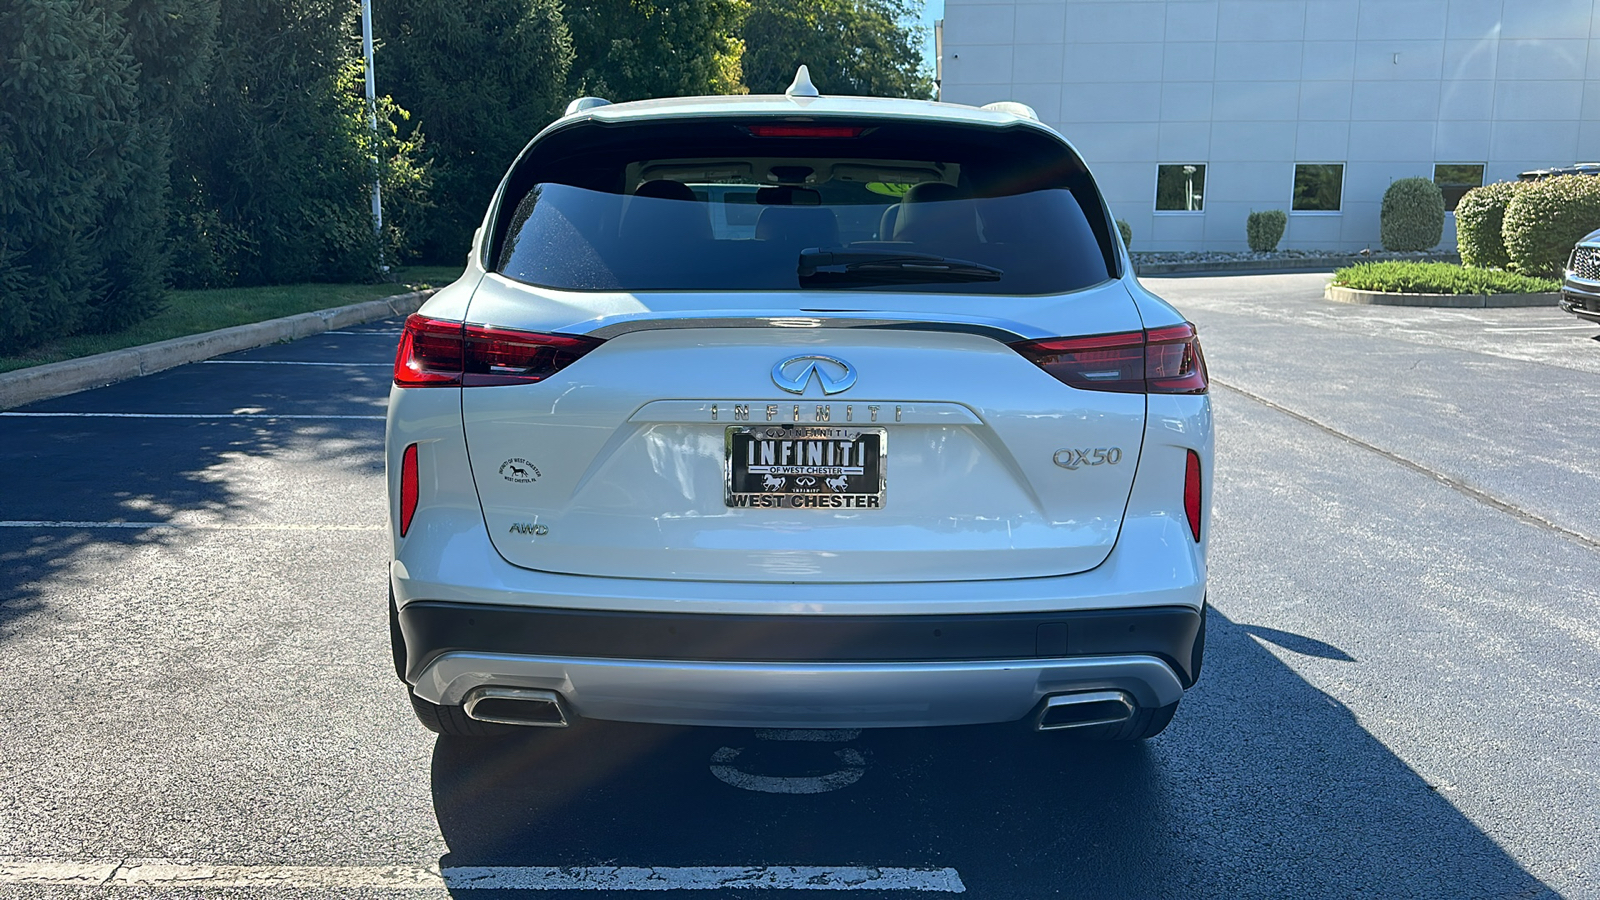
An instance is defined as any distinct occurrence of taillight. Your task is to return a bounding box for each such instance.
[1009,331,1146,392]
[1184,449,1202,542]
[1145,324,1208,393]
[1011,323,1208,394]
[394,315,465,386]
[393,314,604,387]
[399,443,419,537]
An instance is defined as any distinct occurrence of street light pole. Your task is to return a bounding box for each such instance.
[361,0,385,272]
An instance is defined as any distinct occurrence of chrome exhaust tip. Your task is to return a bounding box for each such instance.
[462,687,571,728]
[1034,690,1136,731]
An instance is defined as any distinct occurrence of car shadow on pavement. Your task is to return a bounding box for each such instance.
[1238,623,1357,661]
[428,606,1559,899]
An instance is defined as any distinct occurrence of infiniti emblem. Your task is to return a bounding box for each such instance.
[771,355,857,395]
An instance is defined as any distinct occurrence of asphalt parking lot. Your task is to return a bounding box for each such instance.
[1,272,1596,898]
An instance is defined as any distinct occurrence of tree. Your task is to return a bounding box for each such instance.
[168,0,424,287]
[91,0,221,331]
[377,0,571,262]
[565,0,747,101]
[0,0,161,350]
[741,0,932,99]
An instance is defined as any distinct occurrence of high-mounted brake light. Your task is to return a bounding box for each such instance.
[393,314,604,387]
[1184,449,1202,542]
[746,125,865,138]
[399,443,419,537]
[1010,323,1208,394]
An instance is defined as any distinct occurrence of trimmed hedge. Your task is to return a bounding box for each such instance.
[1331,261,1558,295]
[1502,174,1600,277]
[1246,210,1286,252]
[1455,181,1521,269]
[1380,177,1445,251]
[1116,219,1132,248]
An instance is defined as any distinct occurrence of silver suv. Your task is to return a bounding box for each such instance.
[385,70,1212,742]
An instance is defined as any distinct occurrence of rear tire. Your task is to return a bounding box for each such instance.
[1085,700,1179,741]
[408,690,520,737]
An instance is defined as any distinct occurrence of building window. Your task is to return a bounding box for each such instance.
[1155,164,1206,212]
[1293,164,1344,212]
[1434,163,1485,212]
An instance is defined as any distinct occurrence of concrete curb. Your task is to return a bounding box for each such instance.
[1324,284,1560,308]
[0,288,436,410]
[1135,255,1462,277]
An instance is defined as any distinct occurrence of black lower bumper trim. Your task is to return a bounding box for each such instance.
[398,602,1204,687]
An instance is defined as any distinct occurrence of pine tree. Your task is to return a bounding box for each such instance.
[0,0,149,350]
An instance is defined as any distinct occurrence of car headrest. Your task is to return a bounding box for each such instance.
[621,180,710,243]
[878,204,901,240]
[755,206,839,247]
[634,179,698,201]
[893,183,979,244]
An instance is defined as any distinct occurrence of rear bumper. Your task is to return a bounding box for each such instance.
[411,651,1187,728]
[400,603,1201,727]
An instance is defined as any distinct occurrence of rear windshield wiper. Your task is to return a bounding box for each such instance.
[798,248,1003,285]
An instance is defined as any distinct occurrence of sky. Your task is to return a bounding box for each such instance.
[920,0,944,76]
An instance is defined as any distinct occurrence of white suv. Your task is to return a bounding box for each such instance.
[386,72,1212,741]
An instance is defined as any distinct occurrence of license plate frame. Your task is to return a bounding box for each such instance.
[724,425,887,510]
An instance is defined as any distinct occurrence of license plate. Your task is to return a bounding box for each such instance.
[725,425,886,509]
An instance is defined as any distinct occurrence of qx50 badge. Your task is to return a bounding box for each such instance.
[1054,447,1123,470]
[772,355,856,396]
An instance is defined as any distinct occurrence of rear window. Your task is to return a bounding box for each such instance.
[490,118,1118,295]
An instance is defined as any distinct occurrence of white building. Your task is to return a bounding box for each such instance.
[937,0,1600,252]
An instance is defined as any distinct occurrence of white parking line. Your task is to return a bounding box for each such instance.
[0,521,383,530]
[0,412,385,420]
[326,330,403,335]
[202,360,391,366]
[0,859,966,892]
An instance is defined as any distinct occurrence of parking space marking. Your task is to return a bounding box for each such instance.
[1,412,385,420]
[326,330,403,335]
[0,859,965,891]
[1216,378,1600,553]
[201,360,391,366]
[0,521,382,530]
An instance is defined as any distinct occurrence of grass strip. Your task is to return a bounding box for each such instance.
[1331,261,1559,295]
[0,267,463,374]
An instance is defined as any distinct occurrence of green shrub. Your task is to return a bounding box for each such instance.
[1502,174,1600,277]
[1455,181,1520,268]
[170,0,425,287]
[1116,219,1132,248]
[1331,261,1558,295]
[1380,177,1445,251]
[1246,210,1287,252]
[0,0,167,352]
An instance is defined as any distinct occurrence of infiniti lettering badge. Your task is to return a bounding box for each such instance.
[771,355,857,395]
